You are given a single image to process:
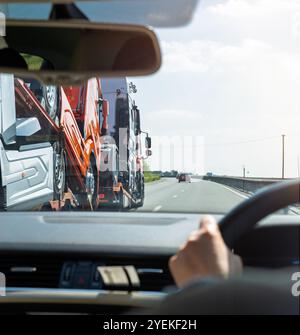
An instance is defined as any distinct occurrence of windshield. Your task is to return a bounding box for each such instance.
[0,0,198,27]
[0,0,300,215]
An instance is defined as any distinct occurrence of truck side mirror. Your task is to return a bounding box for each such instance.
[146,149,152,157]
[145,136,151,149]
[16,117,41,137]
[101,99,109,135]
[134,107,141,136]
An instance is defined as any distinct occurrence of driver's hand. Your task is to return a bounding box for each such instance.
[169,216,243,288]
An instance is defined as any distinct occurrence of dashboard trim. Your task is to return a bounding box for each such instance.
[0,287,166,308]
[0,212,299,256]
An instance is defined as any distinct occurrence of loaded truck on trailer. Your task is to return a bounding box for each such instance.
[61,78,104,209]
[25,77,108,210]
[99,78,152,210]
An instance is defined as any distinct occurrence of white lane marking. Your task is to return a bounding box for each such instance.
[172,195,178,198]
[153,205,162,212]
[218,184,249,199]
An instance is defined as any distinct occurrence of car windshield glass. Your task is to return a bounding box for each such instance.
[0,0,198,27]
[0,0,300,215]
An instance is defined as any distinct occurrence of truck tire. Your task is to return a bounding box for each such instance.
[0,168,7,211]
[83,159,98,210]
[53,142,66,201]
[25,79,60,125]
[117,188,124,211]
[135,176,145,208]
[137,194,144,208]
[40,85,60,125]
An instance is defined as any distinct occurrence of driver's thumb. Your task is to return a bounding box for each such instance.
[199,215,219,235]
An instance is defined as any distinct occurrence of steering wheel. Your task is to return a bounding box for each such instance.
[219,179,300,249]
[154,179,300,315]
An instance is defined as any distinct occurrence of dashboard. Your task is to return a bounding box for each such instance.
[0,211,299,313]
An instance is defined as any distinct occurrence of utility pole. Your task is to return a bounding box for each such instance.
[243,165,246,178]
[282,134,285,179]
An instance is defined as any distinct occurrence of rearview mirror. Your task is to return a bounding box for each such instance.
[0,20,161,85]
[16,117,41,137]
[146,149,152,157]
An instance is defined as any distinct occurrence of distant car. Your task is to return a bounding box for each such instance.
[178,173,191,183]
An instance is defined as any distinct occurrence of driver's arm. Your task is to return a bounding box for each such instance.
[169,216,243,288]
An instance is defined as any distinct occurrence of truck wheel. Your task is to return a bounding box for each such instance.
[85,160,98,209]
[25,79,60,125]
[40,85,60,125]
[0,168,7,211]
[137,197,144,208]
[135,178,145,208]
[53,142,66,201]
[0,187,6,211]
[117,189,124,211]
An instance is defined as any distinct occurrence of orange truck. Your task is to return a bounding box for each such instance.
[62,78,104,208]
[25,78,107,210]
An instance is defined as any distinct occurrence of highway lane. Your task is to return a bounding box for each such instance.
[137,178,249,214]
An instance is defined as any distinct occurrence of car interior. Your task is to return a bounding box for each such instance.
[0,0,299,316]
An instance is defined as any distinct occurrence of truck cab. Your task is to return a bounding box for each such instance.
[0,74,54,210]
[100,77,151,209]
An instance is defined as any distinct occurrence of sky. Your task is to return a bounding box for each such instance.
[132,0,300,178]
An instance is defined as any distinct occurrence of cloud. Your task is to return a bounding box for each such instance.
[161,38,300,76]
[207,0,300,18]
[203,0,300,42]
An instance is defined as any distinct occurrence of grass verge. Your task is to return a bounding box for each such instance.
[144,172,161,183]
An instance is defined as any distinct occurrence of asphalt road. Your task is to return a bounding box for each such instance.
[137,178,249,214]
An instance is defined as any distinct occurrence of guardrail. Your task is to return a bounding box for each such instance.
[201,175,292,194]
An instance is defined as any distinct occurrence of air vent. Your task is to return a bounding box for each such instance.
[136,268,173,291]
[105,258,174,292]
[0,255,63,288]
[0,255,174,292]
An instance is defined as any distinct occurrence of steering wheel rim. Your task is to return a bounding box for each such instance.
[219,179,300,249]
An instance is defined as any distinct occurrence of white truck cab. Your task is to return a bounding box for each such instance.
[0,74,53,210]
